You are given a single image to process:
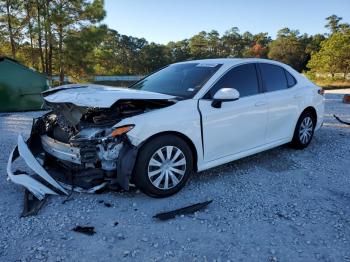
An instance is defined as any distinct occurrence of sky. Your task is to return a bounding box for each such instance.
[103,0,350,44]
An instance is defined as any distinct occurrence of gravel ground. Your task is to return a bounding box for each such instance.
[0,93,349,262]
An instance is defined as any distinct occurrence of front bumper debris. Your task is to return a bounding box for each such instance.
[6,109,143,206]
[7,135,68,200]
[7,133,140,202]
[41,135,81,164]
[21,189,48,217]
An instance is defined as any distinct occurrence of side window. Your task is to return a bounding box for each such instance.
[284,69,297,87]
[206,63,259,98]
[259,63,288,92]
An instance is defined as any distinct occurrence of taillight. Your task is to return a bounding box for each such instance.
[318,88,325,96]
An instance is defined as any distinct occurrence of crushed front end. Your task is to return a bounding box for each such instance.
[7,99,174,200]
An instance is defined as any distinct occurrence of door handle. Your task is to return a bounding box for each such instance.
[254,101,267,107]
[294,94,303,99]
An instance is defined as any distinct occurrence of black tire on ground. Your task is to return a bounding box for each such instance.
[290,111,316,149]
[133,134,193,198]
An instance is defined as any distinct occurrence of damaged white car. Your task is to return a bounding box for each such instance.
[7,58,324,200]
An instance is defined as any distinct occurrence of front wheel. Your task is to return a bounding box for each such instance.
[133,135,193,197]
[290,111,315,149]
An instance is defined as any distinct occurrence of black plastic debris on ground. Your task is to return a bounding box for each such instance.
[62,190,74,204]
[104,202,112,208]
[153,200,213,221]
[21,189,47,217]
[98,200,113,208]
[334,114,350,126]
[72,226,96,236]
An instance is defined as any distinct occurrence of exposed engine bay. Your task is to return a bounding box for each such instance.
[45,99,174,142]
[38,99,175,190]
[7,94,176,202]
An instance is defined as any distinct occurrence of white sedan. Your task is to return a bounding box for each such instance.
[7,58,324,199]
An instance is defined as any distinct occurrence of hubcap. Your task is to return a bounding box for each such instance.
[299,116,313,144]
[147,146,186,190]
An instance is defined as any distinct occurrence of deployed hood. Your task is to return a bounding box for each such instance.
[42,84,176,108]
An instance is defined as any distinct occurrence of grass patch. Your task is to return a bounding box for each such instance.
[314,81,350,90]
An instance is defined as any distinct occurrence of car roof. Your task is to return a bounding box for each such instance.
[175,58,286,67]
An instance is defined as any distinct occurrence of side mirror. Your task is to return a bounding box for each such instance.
[211,88,240,108]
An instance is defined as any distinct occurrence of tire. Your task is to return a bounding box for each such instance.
[133,134,193,198]
[290,111,315,149]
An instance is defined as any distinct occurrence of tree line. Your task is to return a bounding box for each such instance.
[0,0,349,83]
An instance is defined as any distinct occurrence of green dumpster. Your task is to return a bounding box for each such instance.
[0,57,49,112]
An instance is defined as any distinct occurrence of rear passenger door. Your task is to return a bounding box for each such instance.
[258,63,299,143]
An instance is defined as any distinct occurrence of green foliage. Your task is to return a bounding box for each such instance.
[326,15,342,34]
[307,32,350,78]
[189,31,213,58]
[221,27,244,57]
[325,15,350,34]
[0,0,25,58]
[64,25,108,80]
[0,4,349,83]
[167,40,190,62]
[139,43,171,74]
[0,0,106,82]
[268,28,308,72]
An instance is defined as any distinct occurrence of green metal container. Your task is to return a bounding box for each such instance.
[0,57,49,112]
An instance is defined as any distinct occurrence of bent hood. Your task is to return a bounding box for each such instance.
[42,84,176,108]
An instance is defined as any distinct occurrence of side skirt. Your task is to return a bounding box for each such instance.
[197,138,290,172]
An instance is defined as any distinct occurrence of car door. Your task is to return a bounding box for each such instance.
[198,63,268,162]
[257,63,300,143]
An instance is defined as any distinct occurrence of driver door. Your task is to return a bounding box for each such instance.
[198,63,268,162]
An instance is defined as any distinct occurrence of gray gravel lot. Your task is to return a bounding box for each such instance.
[0,93,349,262]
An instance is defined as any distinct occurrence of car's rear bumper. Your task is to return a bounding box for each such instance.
[314,95,325,131]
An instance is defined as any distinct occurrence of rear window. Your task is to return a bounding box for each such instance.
[284,69,297,87]
[259,63,288,92]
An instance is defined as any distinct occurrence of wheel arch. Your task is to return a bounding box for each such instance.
[289,105,317,149]
[138,131,199,172]
[300,106,317,126]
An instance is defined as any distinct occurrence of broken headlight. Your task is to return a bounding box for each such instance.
[110,125,135,138]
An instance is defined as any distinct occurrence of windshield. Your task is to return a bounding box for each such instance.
[130,63,222,98]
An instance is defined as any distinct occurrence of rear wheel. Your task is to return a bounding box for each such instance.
[133,135,193,197]
[290,111,315,149]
